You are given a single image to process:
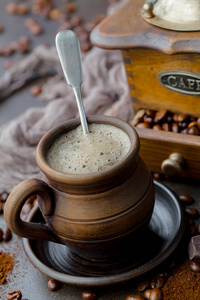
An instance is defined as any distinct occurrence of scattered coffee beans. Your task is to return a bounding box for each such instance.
[133,109,200,136]
[126,295,145,300]
[3,228,12,242]
[47,278,60,291]
[7,290,22,300]
[150,276,164,289]
[82,290,97,300]
[137,279,150,292]
[144,288,162,300]
[179,194,194,205]
[189,260,200,272]
[185,207,199,219]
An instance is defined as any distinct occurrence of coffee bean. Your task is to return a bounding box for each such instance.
[162,123,171,131]
[82,290,97,300]
[49,8,62,20]
[157,271,169,281]
[0,228,3,241]
[71,15,83,27]
[177,113,188,122]
[188,126,200,136]
[180,128,188,134]
[166,115,173,123]
[172,123,179,133]
[137,279,149,292]
[1,191,9,202]
[47,279,60,291]
[185,207,199,219]
[179,121,188,130]
[3,228,12,242]
[30,85,42,96]
[126,295,145,300]
[146,110,156,118]
[173,113,179,122]
[179,194,194,205]
[65,3,76,13]
[149,288,162,300]
[152,125,162,130]
[6,3,18,14]
[144,289,151,299]
[17,4,29,14]
[188,121,199,129]
[136,122,151,129]
[7,290,22,300]
[154,110,167,123]
[189,260,200,272]
[150,276,164,289]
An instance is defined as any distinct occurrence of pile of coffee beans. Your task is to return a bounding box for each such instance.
[133,109,200,136]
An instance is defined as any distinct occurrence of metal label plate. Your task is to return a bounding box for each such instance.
[158,71,200,95]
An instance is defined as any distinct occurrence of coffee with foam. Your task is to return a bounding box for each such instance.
[46,123,131,174]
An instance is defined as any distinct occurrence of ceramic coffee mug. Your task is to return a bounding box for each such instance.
[4,115,155,260]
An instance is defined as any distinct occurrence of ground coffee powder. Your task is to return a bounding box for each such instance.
[163,267,200,300]
[0,251,14,284]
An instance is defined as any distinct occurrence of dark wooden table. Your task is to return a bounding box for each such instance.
[0,1,200,299]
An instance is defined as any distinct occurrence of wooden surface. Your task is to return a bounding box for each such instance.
[123,48,200,117]
[135,127,200,180]
[91,0,200,54]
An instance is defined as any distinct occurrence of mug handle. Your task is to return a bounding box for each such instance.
[4,178,57,242]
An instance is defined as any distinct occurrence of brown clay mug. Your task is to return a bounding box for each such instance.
[4,115,155,261]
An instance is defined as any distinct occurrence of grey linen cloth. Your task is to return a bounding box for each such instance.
[0,41,133,193]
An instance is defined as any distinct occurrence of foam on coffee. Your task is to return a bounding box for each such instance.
[46,123,131,174]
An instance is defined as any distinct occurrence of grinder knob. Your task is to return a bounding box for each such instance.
[161,153,185,177]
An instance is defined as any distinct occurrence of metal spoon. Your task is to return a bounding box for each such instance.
[55,30,89,134]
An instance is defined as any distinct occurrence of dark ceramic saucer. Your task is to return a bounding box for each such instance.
[23,180,185,286]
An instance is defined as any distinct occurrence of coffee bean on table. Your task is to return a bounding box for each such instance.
[82,290,97,300]
[172,123,179,133]
[150,276,164,289]
[3,228,12,242]
[47,279,60,291]
[144,289,151,299]
[1,191,9,202]
[152,124,162,131]
[177,113,188,122]
[149,288,162,300]
[137,279,149,292]
[157,271,169,282]
[189,260,200,272]
[154,110,167,123]
[179,194,194,205]
[136,122,151,129]
[188,126,200,135]
[185,207,199,219]
[126,295,145,300]
[30,85,42,96]
[7,290,22,300]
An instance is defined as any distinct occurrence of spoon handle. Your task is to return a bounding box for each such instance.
[55,30,88,134]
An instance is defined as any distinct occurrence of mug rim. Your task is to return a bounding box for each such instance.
[36,115,140,186]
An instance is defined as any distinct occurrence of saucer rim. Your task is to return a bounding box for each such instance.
[22,180,185,286]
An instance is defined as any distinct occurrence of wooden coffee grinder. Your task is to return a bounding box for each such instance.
[91,0,200,180]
